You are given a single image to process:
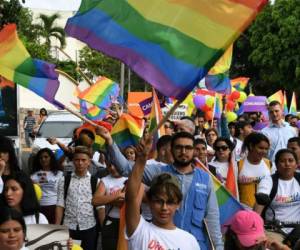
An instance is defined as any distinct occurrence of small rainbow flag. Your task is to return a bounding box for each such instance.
[79,100,107,121]
[78,76,120,109]
[213,93,223,119]
[289,92,297,115]
[205,45,233,94]
[148,89,165,137]
[111,113,144,149]
[283,91,289,115]
[65,0,267,99]
[0,24,59,103]
[268,90,284,105]
[194,159,243,226]
[230,77,249,91]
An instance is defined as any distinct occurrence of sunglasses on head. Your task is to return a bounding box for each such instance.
[215,145,229,151]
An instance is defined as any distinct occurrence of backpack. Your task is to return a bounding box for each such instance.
[261,172,300,220]
[63,173,99,226]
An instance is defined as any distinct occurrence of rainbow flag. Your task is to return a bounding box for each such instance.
[0,24,59,103]
[65,0,267,100]
[78,76,120,109]
[111,113,144,149]
[205,45,233,94]
[283,91,289,115]
[230,77,249,91]
[213,93,223,119]
[79,100,107,121]
[268,90,284,105]
[194,159,243,226]
[289,92,297,115]
[148,89,165,137]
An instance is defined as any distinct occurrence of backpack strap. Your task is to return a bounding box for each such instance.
[261,172,279,220]
[90,176,98,195]
[34,212,40,224]
[237,159,244,175]
[262,158,272,172]
[64,173,72,201]
[294,172,300,186]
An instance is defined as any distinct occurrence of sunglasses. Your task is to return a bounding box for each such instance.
[215,145,229,151]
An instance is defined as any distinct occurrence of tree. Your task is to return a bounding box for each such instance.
[231,0,300,97]
[78,46,146,98]
[0,0,23,29]
[36,13,66,48]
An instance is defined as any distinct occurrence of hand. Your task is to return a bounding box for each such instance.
[0,159,5,176]
[95,125,113,145]
[47,137,57,145]
[66,238,73,250]
[135,135,153,159]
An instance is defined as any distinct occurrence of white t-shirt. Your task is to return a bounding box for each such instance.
[102,175,127,218]
[257,176,300,226]
[238,158,271,184]
[31,170,63,206]
[209,160,238,186]
[126,217,200,250]
[24,213,49,225]
[233,138,243,161]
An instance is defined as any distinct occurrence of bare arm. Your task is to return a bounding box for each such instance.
[55,206,64,225]
[92,181,125,206]
[125,136,152,237]
[254,203,265,215]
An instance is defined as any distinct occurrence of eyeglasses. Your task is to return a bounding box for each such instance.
[151,197,178,207]
[215,145,229,151]
[174,145,194,151]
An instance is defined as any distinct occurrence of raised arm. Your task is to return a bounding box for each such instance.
[125,136,152,237]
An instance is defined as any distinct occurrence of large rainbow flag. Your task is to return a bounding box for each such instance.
[65,0,267,99]
[111,113,144,149]
[230,77,249,91]
[0,24,59,103]
[289,92,297,115]
[194,159,243,226]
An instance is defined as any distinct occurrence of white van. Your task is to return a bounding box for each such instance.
[32,111,82,152]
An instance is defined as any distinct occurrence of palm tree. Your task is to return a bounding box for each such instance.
[37,13,66,48]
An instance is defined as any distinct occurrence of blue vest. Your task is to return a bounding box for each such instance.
[162,165,210,250]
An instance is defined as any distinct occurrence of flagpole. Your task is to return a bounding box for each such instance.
[55,46,93,86]
[211,94,217,128]
[150,99,183,137]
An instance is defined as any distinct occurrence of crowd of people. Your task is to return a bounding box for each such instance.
[1,99,300,250]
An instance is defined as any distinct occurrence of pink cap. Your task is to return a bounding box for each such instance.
[230,210,265,247]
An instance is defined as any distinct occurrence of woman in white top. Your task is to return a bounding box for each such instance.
[238,132,271,208]
[2,172,48,225]
[208,137,236,186]
[255,149,300,245]
[92,155,127,250]
[125,136,200,250]
[31,148,63,224]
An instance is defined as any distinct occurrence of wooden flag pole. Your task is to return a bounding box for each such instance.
[55,46,93,86]
[150,99,183,137]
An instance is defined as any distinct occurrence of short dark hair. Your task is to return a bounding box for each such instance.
[171,132,195,149]
[242,132,270,152]
[205,128,218,138]
[3,172,40,216]
[268,100,281,108]
[275,149,298,167]
[0,206,26,236]
[0,136,20,174]
[73,146,92,158]
[156,135,172,152]
[288,137,300,147]
[147,173,182,204]
[32,148,60,175]
[285,114,293,122]
[235,121,252,137]
[194,138,207,148]
[79,129,95,141]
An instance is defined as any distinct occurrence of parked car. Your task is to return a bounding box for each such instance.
[32,111,82,153]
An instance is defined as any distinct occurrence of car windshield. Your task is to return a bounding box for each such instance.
[37,121,80,138]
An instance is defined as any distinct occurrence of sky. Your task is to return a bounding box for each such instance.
[21,0,81,11]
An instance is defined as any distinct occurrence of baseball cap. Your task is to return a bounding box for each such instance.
[230,210,265,247]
